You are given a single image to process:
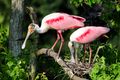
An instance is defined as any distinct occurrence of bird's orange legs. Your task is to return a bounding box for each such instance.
[82,44,87,63]
[57,31,64,57]
[89,45,92,64]
[51,30,64,58]
[51,33,60,50]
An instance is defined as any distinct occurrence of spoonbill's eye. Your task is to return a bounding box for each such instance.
[71,42,74,47]
[31,24,35,29]
[68,41,74,48]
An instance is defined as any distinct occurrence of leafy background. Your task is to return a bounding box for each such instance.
[0,0,120,80]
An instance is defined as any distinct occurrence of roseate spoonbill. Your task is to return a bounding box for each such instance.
[68,26,110,64]
[22,12,86,57]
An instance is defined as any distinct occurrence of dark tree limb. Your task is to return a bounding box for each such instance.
[26,7,38,80]
[36,48,88,80]
[26,7,38,24]
[28,52,36,80]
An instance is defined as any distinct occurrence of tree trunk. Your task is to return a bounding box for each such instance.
[9,0,24,57]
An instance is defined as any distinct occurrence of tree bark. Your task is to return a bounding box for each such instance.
[9,0,24,57]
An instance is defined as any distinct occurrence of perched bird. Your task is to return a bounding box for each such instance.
[68,26,110,64]
[22,12,86,57]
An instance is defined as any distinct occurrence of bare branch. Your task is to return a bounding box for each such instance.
[36,48,88,80]
[26,6,38,23]
[26,6,38,80]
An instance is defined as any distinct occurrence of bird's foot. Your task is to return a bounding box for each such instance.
[45,49,53,56]
[82,60,85,64]
[50,47,54,51]
[48,48,55,53]
[50,47,60,59]
[70,59,76,64]
[56,54,60,59]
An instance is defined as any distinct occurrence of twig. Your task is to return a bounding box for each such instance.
[26,7,38,23]
[92,46,104,63]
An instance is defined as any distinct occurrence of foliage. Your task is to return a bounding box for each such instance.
[0,26,8,49]
[70,0,120,51]
[70,0,101,6]
[0,28,27,80]
[35,72,48,80]
[5,54,28,80]
[0,0,10,24]
[101,43,119,64]
[90,43,120,80]
[90,57,120,80]
[70,0,120,10]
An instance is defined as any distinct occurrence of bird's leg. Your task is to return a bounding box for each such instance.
[75,49,78,64]
[51,33,60,50]
[88,45,92,65]
[74,43,79,64]
[82,44,87,63]
[70,47,75,63]
[68,41,76,63]
[57,31,64,58]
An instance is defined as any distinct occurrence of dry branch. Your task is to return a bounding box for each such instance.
[36,48,88,80]
[26,6,38,80]
[26,7,38,24]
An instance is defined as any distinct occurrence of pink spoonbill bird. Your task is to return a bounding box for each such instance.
[22,12,86,57]
[68,26,110,64]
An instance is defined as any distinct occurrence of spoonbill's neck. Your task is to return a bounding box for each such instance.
[35,24,49,34]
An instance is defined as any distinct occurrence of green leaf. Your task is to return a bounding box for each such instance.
[0,15,4,23]
[35,72,48,80]
[87,0,92,6]
[7,61,14,67]
[116,4,120,11]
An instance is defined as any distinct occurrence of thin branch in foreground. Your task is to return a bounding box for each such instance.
[26,6,38,24]
[36,48,88,80]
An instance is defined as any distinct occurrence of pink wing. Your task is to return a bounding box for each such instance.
[75,28,98,43]
[70,27,110,43]
[71,15,86,22]
[45,13,85,30]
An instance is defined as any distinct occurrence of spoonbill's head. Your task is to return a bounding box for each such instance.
[28,23,36,34]
[68,41,75,54]
[68,41,79,55]
[22,23,39,49]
